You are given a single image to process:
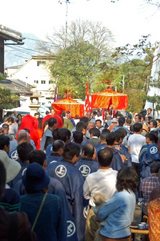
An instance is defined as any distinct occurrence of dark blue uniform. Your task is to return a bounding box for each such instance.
[47,160,85,241]
[139,143,160,178]
[75,158,99,179]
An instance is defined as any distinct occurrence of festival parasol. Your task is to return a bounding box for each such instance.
[91,89,128,109]
[52,98,84,117]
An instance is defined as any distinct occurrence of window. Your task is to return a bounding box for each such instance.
[37,61,46,66]
[41,80,46,84]
[34,80,39,84]
[49,80,54,84]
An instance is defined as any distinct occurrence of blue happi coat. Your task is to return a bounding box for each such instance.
[47,159,85,241]
[95,143,107,153]
[139,143,160,178]
[110,146,131,171]
[75,158,99,179]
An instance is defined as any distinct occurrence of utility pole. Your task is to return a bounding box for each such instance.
[58,0,70,48]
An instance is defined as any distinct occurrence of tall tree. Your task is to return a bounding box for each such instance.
[50,41,100,98]
[39,20,113,58]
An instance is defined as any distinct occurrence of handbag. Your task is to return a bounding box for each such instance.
[31,193,47,231]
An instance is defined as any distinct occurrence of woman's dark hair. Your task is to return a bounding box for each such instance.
[116,167,138,193]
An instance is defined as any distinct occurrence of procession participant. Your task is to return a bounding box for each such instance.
[72,131,83,145]
[42,109,63,129]
[96,129,109,153]
[75,143,98,179]
[46,140,65,165]
[88,128,100,147]
[106,132,127,171]
[19,114,40,149]
[47,143,85,241]
[139,132,160,179]
[41,118,57,151]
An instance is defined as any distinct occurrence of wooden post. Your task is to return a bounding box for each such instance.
[0,37,4,74]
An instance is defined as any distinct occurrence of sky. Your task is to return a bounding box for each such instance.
[1,0,160,47]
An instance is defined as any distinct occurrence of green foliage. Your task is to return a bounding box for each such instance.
[0,88,19,109]
[0,73,7,81]
[50,41,101,98]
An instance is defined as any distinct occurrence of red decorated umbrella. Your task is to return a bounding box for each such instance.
[52,98,84,117]
[91,89,128,109]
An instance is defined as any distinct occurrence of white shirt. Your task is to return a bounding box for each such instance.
[128,133,146,164]
[83,168,117,206]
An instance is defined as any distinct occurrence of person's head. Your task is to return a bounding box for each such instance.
[97,147,113,167]
[125,117,132,126]
[63,143,80,164]
[116,167,138,193]
[76,121,87,135]
[106,132,116,146]
[114,128,127,144]
[2,124,9,135]
[118,116,125,127]
[57,128,71,143]
[80,117,89,125]
[133,123,143,133]
[73,131,83,144]
[0,161,6,197]
[52,128,59,141]
[29,150,46,166]
[134,114,141,123]
[100,129,110,143]
[48,118,57,130]
[87,121,95,130]
[149,119,157,130]
[111,118,118,124]
[6,116,14,124]
[146,132,158,144]
[0,135,10,153]
[17,142,34,162]
[95,119,102,129]
[66,111,71,119]
[17,114,22,120]
[17,130,30,144]
[34,112,40,119]
[82,143,95,159]
[52,140,65,156]
[92,111,97,117]
[150,161,160,174]
[22,163,50,194]
[147,108,152,115]
[89,128,100,138]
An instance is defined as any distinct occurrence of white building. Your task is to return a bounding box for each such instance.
[6,55,56,102]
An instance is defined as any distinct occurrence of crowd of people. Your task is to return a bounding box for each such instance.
[0,107,160,241]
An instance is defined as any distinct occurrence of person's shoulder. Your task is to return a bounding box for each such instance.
[46,193,62,202]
